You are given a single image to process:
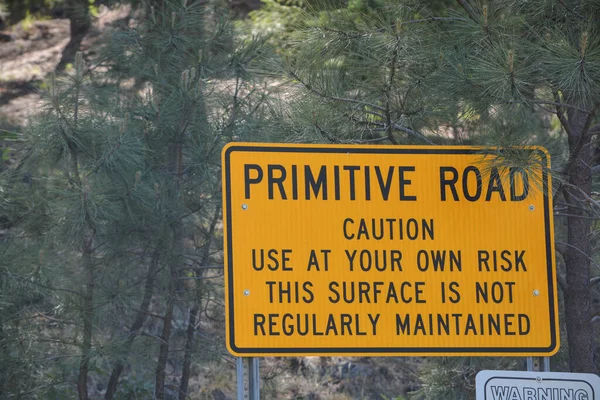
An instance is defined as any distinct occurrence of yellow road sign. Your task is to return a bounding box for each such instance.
[221,143,559,356]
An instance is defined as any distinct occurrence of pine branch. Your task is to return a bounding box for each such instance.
[555,212,600,220]
[288,70,386,112]
[507,99,591,114]
[557,0,585,20]
[582,102,600,137]
[4,272,82,297]
[455,0,479,23]
[402,17,469,24]
[364,109,386,119]
[290,67,433,144]
[312,116,340,144]
[86,140,123,178]
[198,272,224,280]
[350,116,433,144]
[556,240,600,271]
[554,91,573,137]
[562,101,600,178]
[385,39,400,145]
[320,17,469,40]
[181,263,224,271]
[7,380,72,398]
[320,26,369,40]
[350,136,390,143]
[394,124,434,144]
[555,201,598,215]
[562,182,600,210]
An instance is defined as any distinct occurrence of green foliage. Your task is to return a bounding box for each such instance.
[264,1,467,144]
[1,0,274,397]
[252,0,600,392]
[410,357,519,399]
[241,0,306,56]
[1,0,65,25]
[2,0,600,397]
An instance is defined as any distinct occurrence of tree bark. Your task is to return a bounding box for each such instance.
[104,248,161,400]
[178,204,221,400]
[64,67,96,400]
[57,0,91,71]
[0,296,5,397]
[154,257,177,400]
[178,305,199,400]
[77,239,94,400]
[153,184,181,397]
[562,103,597,373]
[6,0,27,25]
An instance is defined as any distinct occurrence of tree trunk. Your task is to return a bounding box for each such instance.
[65,67,96,400]
[104,248,161,400]
[563,104,597,373]
[67,0,91,37]
[0,307,5,397]
[154,262,177,400]
[178,305,199,400]
[77,237,94,400]
[6,0,27,25]
[57,0,91,71]
[178,204,221,400]
[155,214,183,400]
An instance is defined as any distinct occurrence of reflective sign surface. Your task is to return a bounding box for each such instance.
[222,144,559,356]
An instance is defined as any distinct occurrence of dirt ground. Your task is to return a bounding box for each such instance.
[0,5,131,128]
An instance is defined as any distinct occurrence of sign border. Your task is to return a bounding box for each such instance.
[222,143,558,356]
[476,370,600,400]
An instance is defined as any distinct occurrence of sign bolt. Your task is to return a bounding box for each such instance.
[243,289,250,296]
[536,376,542,383]
[533,289,540,296]
[529,205,535,211]
[242,204,248,210]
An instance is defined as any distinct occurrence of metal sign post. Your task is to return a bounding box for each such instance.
[237,357,260,400]
[526,356,550,372]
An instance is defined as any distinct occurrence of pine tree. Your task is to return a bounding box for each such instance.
[275,0,599,381]
[2,51,148,399]
[98,1,268,398]
[435,0,600,375]
[2,0,269,398]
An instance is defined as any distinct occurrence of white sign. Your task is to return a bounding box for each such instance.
[476,370,600,400]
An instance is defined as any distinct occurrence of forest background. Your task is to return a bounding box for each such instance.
[0,0,599,399]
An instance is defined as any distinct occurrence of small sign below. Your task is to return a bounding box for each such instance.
[476,370,600,400]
